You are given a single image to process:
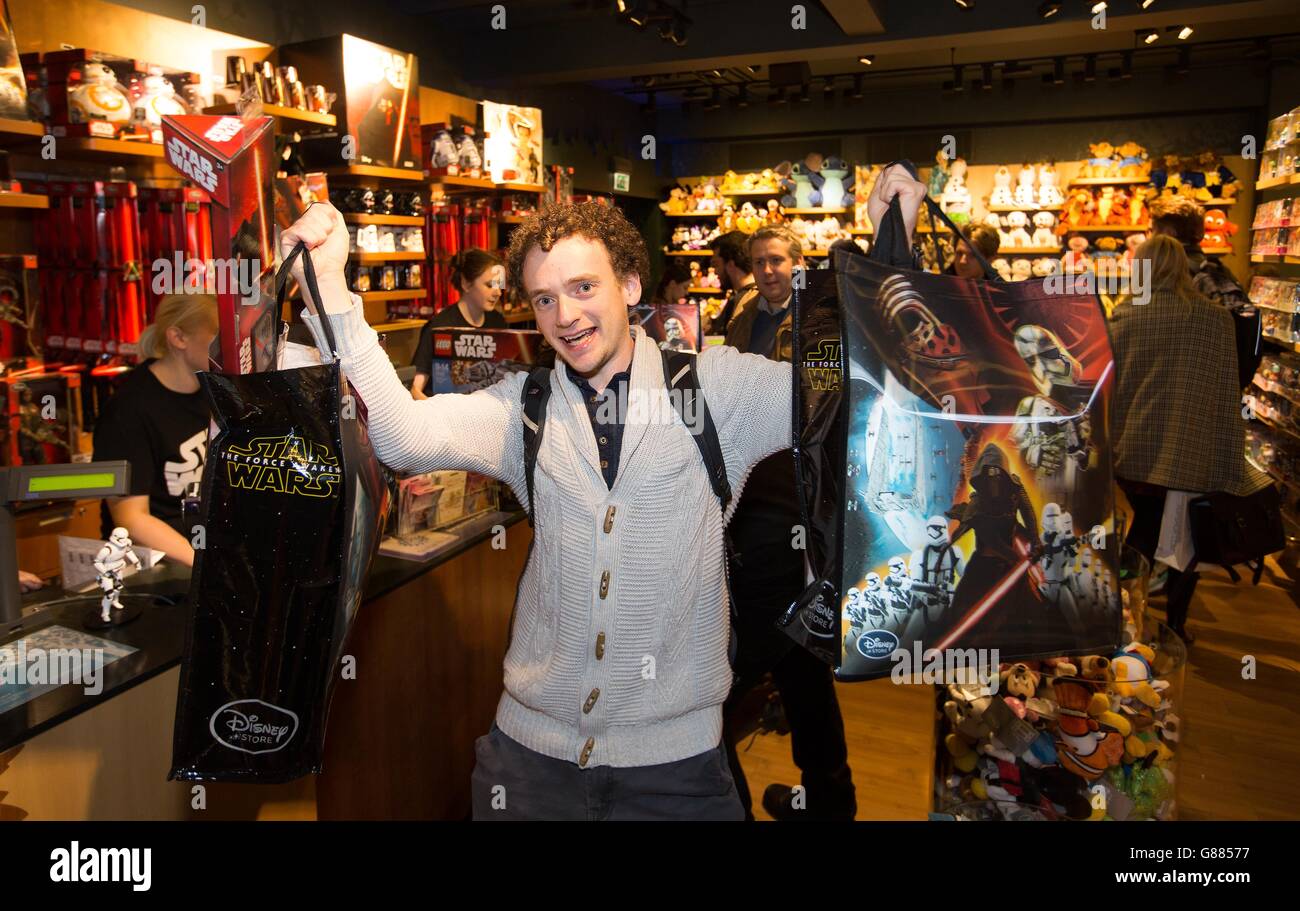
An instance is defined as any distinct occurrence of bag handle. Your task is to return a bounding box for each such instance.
[275,240,340,364]
[869,159,1000,282]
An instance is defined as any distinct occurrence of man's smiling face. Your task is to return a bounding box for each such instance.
[525,235,640,392]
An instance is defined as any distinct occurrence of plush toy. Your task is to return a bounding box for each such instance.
[1004,210,1033,247]
[1052,678,1125,781]
[785,163,816,208]
[1011,258,1033,282]
[688,260,702,285]
[1111,643,1162,707]
[759,167,779,191]
[1150,153,1185,196]
[1061,234,1092,273]
[1116,141,1150,179]
[1013,164,1037,208]
[1080,141,1119,179]
[765,199,784,224]
[803,152,827,205]
[1000,663,1041,699]
[991,214,1013,249]
[816,215,843,250]
[989,166,1015,208]
[740,171,758,192]
[1031,257,1059,277]
[927,148,951,198]
[737,201,763,233]
[720,170,741,192]
[687,225,704,249]
[1037,162,1065,208]
[1108,188,1132,225]
[698,180,723,213]
[660,187,687,215]
[940,158,972,224]
[1202,208,1238,248]
[1061,188,1092,232]
[703,266,722,289]
[1096,186,1117,225]
[1121,232,1145,275]
[717,204,738,233]
[1031,211,1059,248]
[819,156,854,209]
[1129,186,1151,227]
[944,732,979,774]
[990,257,1012,281]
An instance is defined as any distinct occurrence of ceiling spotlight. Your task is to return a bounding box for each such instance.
[858,55,875,66]
[747,64,761,73]
[615,0,628,13]
[627,0,650,27]
[1037,1,1062,18]
[1141,0,1156,8]
[953,0,975,8]
[1177,25,1193,40]
[1139,29,1159,45]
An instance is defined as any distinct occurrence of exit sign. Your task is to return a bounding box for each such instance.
[612,171,630,192]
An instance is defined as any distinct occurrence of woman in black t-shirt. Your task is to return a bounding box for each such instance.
[411,248,506,399]
[93,294,217,567]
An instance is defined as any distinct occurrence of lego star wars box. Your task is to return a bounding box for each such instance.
[160,113,277,374]
[279,35,420,171]
[631,301,701,353]
[425,328,545,393]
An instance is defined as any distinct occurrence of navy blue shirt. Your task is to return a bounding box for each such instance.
[567,363,632,489]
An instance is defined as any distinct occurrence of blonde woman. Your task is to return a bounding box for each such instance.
[1109,235,1271,643]
[92,294,218,567]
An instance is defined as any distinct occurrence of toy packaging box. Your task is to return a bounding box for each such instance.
[39,48,201,142]
[138,186,214,321]
[422,121,483,179]
[481,101,544,185]
[1,366,82,466]
[161,113,277,374]
[425,328,546,393]
[280,35,420,171]
[0,254,39,360]
[631,301,702,352]
[0,1,29,120]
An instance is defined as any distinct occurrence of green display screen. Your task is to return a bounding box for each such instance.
[27,472,120,494]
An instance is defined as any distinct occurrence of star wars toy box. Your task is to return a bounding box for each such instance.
[0,1,30,120]
[480,101,544,186]
[0,254,38,361]
[423,122,483,180]
[160,113,277,374]
[279,35,421,171]
[37,48,201,142]
[425,327,545,394]
[631,301,701,352]
[1,364,83,467]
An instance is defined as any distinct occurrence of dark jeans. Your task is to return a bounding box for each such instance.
[470,725,745,821]
[1120,479,1199,632]
[723,633,857,821]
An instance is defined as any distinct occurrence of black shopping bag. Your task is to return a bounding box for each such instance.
[170,242,391,782]
[783,161,1123,679]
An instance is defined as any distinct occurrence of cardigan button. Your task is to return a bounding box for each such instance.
[579,737,595,767]
[599,571,610,599]
[583,688,600,713]
[603,506,616,533]
[595,632,606,659]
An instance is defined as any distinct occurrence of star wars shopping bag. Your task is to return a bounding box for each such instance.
[170,244,390,782]
[786,174,1122,680]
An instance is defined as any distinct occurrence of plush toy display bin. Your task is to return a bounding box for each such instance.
[934,610,1186,821]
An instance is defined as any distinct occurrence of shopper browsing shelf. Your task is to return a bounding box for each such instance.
[650,260,692,307]
[410,249,507,399]
[705,230,757,336]
[92,295,216,569]
[722,224,857,821]
[1110,235,1271,644]
[279,165,924,821]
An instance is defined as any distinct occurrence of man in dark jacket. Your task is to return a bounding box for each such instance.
[722,224,856,821]
[706,231,757,336]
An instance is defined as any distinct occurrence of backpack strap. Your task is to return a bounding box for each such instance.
[660,347,731,511]
[520,365,553,527]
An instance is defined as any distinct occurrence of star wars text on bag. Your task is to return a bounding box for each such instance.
[159,113,276,375]
[834,257,1122,679]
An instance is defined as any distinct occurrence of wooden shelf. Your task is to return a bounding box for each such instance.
[687,286,724,294]
[0,192,49,210]
[664,211,724,218]
[204,103,336,127]
[1069,225,1152,232]
[498,215,531,224]
[1201,246,1234,255]
[324,164,425,182]
[56,136,164,160]
[357,289,426,302]
[1068,177,1151,186]
[1251,254,1300,264]
[497,182,545,194]
[999,247,1061,255]
[987,204,1063,213]
[1263,335,1300,354]
[369,319,423,335]
[665,250,711,256]
[343,213,424,226]
[719,188,782,196]
[504,310,536,325]
[805,250,830,257]
[1255,174,1299,190]
[432,174,497,191]
[354,251,425,264]
[916,225,952,234]
[1203,198,1240,206]
[784,207,848,215]
[0,117,44,145]
[847,226,873,235]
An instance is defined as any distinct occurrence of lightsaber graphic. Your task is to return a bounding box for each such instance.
[935,538,1041,651]
[392,53,414,165]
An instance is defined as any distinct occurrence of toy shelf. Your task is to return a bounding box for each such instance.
[1250,254,1300,264]
[999,247,1061,255]
[497,182,545,193]
[664,211,728,217]
[916,225,952,234]
[1069,225,1152,232]
[1255,174,1300,190]
[1201,246,1234,255]
[325,164,425,182]
[354,251,425,264]
[665,250,712,256]
[804,250,830,257]
[688,286,724,294]
[1263,334,1300,353]
[987,204,1063,213]
[357,289,426,301]
[204,103,336,128]
[0,192,49,209]
[371,319,425,334]
[343,214,424,226]
[0,117,44,145]
[1068,177,1152,186]
[1203,198,1239,206]
[431,174,497,191]
[56,136,164,161]
[847,226,873,235]
[784,207,848,215]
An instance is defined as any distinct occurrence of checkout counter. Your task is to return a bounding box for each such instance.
[0,508,531,821]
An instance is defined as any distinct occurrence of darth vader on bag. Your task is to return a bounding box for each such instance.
[783,162,1123,680]
[170,243,390,782]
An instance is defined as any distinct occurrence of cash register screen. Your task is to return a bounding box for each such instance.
[26,472,121,495]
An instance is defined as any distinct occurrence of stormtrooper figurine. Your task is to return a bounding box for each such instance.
[1009,324,1093,497]
[94,527,141,623]
[659,317,692,352]
[909,515,965,629]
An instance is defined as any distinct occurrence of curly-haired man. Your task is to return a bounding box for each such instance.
[280,167,923,820]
